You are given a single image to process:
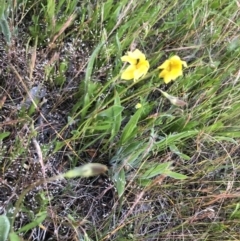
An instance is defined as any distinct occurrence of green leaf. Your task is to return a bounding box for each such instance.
[81,42,104,119]
[114,168,126,197]
[90,121,112,131]
[47,0,56,20]
[97,105,123,118]
[137,178,151,187]
[54,75,66,86]
[227,37,240,52]
[126,144,148,167]
[85,42,104,83]
[156,131,199,151]
[163,170,188,180]
[213,136,238,144]
[217,131,240,138]
[110,141,143,165]
[230,203,240,219]
[102,0,114,22]
[17,212,47,233]
[53,141,65,153]
[59,61,68,73]
[96,93,123,140]
[81,92,90,119]
[0,215,10,241]
[120,109,142,144]
[0,17,11,44]
[0,132,10,140]
[141,162,172,179]
[111,91,123,140]
[9,232,21,241]
[0,0,6,18]
[169,145,190,161]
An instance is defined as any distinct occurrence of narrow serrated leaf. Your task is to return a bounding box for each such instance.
[115,168,126,197]
[141,162,172,179]
[120,109,142,144]
[163,170,188,180]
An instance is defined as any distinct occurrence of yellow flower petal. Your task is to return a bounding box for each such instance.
[169,55,181,61]
[128,49,146,61]
[182,60,187,68]
[121,55,137,65]
[121,65,136,80]
[140,59,150,69]
[158,59,171,70]
[159,70,172,84]
[170,69,183,79]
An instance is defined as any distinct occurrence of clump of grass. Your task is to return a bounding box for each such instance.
[0,0,240,240]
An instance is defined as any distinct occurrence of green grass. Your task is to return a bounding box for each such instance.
[0,0,240,240]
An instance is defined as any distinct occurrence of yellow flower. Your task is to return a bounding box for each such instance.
[135,103,142,109]
[121,49,149,82]
[158,56,187,84]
